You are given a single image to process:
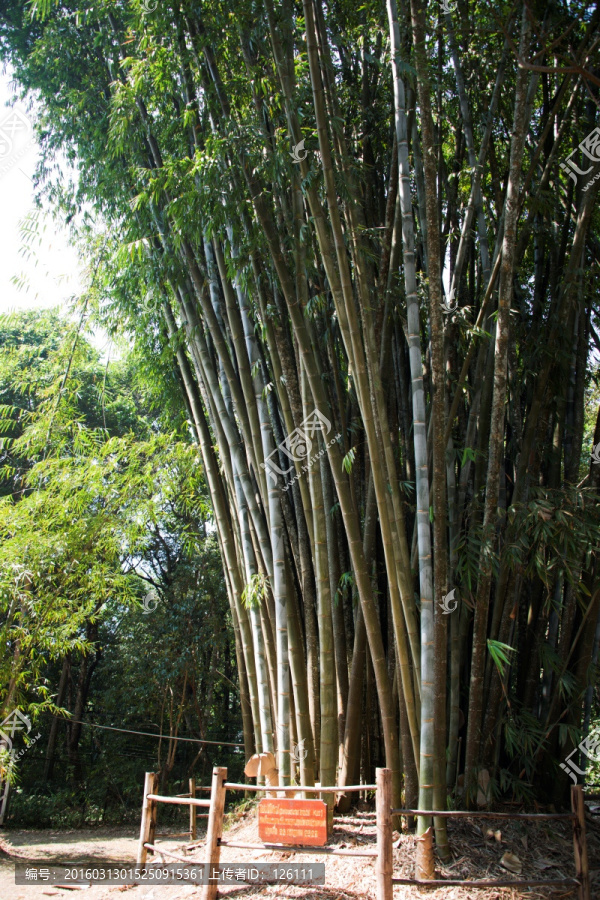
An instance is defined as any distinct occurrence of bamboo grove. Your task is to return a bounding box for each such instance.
[1,0,600,859]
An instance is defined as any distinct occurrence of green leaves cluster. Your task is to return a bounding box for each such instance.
[0,310,209,736]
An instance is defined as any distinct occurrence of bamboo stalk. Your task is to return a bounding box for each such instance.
[571,785,591,900]
[464,6,533,803]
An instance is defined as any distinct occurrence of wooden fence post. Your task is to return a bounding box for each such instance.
[137,772,159,867]
[376,768,393,900]
[571,784,590,900]
[203,766,227,900]
[189,776,197,841]
[148,772,159,850]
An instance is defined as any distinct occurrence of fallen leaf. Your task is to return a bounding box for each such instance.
[500,851,522,874]
[485,828,495,841]
[534,858,556,870]
[494,830,502,842]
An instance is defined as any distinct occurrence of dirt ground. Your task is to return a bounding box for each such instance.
[0,804,598,900]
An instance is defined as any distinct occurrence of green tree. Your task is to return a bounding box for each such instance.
[1,0,599,864]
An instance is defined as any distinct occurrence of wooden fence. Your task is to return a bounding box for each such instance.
[137,767,591,900]
[386,772,590,900]
[137,773,211,864]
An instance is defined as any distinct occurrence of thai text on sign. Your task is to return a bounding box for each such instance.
[258,798,328,846]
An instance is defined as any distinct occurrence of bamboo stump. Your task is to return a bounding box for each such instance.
[571,785,590,900]
[376,768,393,900]
[415,826,434,881]
[137,772,159,867]
[203,766,227,900]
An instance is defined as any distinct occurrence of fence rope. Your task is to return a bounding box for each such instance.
[47,715,244,747]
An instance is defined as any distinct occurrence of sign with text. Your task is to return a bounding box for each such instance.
[258,798,328,846]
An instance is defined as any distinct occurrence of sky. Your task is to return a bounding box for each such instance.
[0,69,82,317]
[0,68,116,360]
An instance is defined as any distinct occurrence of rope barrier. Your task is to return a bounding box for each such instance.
[47,715,244,747]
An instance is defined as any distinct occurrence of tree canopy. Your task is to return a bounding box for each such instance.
[0,309,239,823]
[0,0,599,860]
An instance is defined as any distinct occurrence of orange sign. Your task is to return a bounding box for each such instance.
[258,798,328,846]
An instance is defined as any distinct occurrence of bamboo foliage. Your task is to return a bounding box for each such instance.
[3,0,600,844]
